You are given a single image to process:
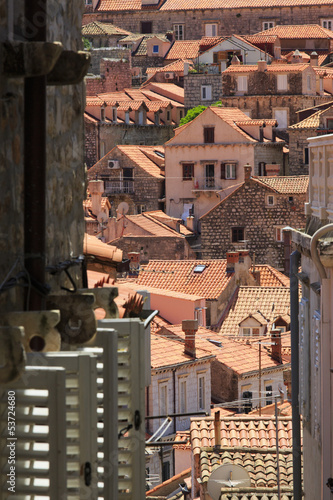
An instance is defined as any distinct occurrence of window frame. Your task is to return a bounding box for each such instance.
[322,19,333,30]
[182,163,194,181]
[201,84,212,101]
[266,194,276,206]
[231,226,245,243]
[159,381,168,416]
[173,23,185,40]
[265,382,273,406]
[141,21,152,34]
[179,377,187,414]
[275,226,284,242]
[152,44,159,54]
[204,127,215,144]
[204,23,218,37]
[237,75,248,93]
[277,74,288,91]
[222,162,237,180]
[198,374,206,411]
[262,21,275,30]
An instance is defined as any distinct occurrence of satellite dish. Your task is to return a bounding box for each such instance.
[207,464,251,499]
[97,211,108,224]
[117,202,129,215]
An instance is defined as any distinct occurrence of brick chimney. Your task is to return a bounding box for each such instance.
[257,59,267,72]
[182,319,198,358]
[271,328,282,364]
[310,51,318,67]
[89,180,104,216]
[226,251,239,273]
[214,410,221,450]
[244,163,252,182]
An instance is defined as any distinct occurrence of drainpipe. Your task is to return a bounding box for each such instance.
[24,0,47,310]
[290,250,302,500]
[310,224,333,499]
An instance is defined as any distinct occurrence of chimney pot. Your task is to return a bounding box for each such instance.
[257,59,267,72]
[271,328,282,364]
[182,319,198,358]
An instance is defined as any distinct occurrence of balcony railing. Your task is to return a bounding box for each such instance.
[104,180,134,194]
[192,177,220,191]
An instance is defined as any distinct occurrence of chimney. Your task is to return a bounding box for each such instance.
[271,328,282,364]
[184,62,189,76]
[231,55,241,65]
[89,180,104,216]
[310,51,318,67]
[257,59,267,72]
[244,163,252,182]
[186,216,196,232]
[214,411,221,450]
[226,251,239,273]
[292,49,302,64]
[265,163,280,176]
[182,319,198,358]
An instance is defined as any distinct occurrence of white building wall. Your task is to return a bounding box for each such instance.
[238,368,287,411]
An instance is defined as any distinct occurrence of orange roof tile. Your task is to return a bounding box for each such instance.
[252,265,290,287]
[255,24,333,39]
[146,468,191,496]
[249,400,292,416]
[255,175,309,194]
[136,260,233,300]
[82,21,132,36]
[219,286,290,337]
[151,332,214,369]
[141,82,184,104]
[289,109,322,129]
[147,59,194,73]
[116,145,164,178]
[164,40,201,60]
[190,415,293,455]
[97,0,333,9]
[223,63,310,73]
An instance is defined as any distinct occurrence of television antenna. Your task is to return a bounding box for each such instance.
[117,201,129,215]
[97,212,108,224]
[207,464,251,499]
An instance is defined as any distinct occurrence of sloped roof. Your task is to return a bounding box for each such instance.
[256,175,309,194]
[160,0,331,9]
[141,82,185,103]
[223,63,310,73]
[136,259,233,300]
[82,21,131,36]
[252,265,290,287]
[255,23,333,39]
[219,286,290,336]
[146,59,194,73]
[289,109,322,129]
[116,145,165,178]
[164,40,201,60]
[190,415,293,454]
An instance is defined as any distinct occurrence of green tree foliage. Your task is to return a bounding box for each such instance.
[82,37,92,51]
[179,101,223,126]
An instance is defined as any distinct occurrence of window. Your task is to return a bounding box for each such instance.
[232,226,244,243]
[242,327,251,336]
[125,111,130,125]
[237,75,248,92]
[322,19,333,30]
[259,162,266,176]
[266,194,275,206]
[201,85,212,101]
[204,127,214,143]
[138,110,144,125]
[265,383,273,406]
[159,382,168,415]
[179,109,184,120]
[241,326,260,336]
[179,378,187,413]
[307,75,311,91]
[162,461,170,482]
[262,21,275,30]
[174,24,184,40]
[274,109,288,129]
[277,74,288,91]
[85,0,92,4]
[205,23,217,36]
[327,118,333,129]
[242,388,252,414]
[205,164,215,188]
[166,110,171,121]
[141,21,152,34]
[136,204,146,214]
[198,375,205,410]
[152,44,159,54]
[182,163,194,180]
[221,162,236,179]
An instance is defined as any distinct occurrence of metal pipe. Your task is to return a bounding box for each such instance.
[290,250,302,500]
[24,0,47,310]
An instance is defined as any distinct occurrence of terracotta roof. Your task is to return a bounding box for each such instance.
[150,314,171,334]
[146,468,191,496]
[160,0,330,9]
[116,145,165,178]
[255,175,309,194]
[234,119,277,126]
[141,82,185,104]
[150,331,214,369]
[136,260,233,300]
[82,21,131,36]
[164,40,201,60]
[86,96,103,106]
[190,415,293,454]
[199,447,297,491]
[147,59,194,73]
[114,213,185,238]
[83,234,123,263]
[173,430,191,449]
[249,400,292,416]
[118,281,203,301]
[255,23,333,39]
[223,63,310,73]
[219,286,290,337]
[245,34,279,45]
[251,265,290,287]
[208,107,262,142]
[199,36,226,51]
[289,109,322,129]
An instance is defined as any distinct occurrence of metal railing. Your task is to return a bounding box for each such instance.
[104,180,134,194]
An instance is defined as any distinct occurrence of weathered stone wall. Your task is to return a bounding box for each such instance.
[132,55,165,74]
[288,128,312,176]
[109,235,196,261]
[86,58,131,93]
[0,0,86,311]
[253,144,284,176]
[89,46,131,75]
[201,178,307,269]
[184,73,222,109]
[222,72,304,96]
[210,359,238,404]
[83,5,333,39]
[221,95,333,127]
[86,121,174,168]
[87,149,164,214]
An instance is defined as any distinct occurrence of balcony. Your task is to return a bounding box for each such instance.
[192,177,221,192]
[104,180,134,194]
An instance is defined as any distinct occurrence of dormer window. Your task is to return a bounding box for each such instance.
[153,44,159,54]
[241,327,260,336]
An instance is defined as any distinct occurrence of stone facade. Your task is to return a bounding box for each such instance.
[201,175,308,269]
[86,58,132,93]
[88,46,131,75]
[0,0,86,311]
[87,147,165,214]
[83,4,333,40]
[288,128,312,176]
[184,73,222,109]
[85,120,174,168]
[111,235,195,261]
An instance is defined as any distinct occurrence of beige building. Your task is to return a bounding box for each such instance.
[164,106,284,227]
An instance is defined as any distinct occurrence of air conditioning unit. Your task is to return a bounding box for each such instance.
[108,160,120,169]
[165,72,174,79]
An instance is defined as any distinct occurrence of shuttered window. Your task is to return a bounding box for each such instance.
[204,127,214,143]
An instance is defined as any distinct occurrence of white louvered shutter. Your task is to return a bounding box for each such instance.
[98,318,146,500]
[27,352,99,499]
[312,310,321,440]
[0,366,67,499]
[299,297,310,422]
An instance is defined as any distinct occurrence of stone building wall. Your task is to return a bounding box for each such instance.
[200,178,307,269]
[86,58,131,94]
[89,47,131,75]
[87,149,164,214]
[253,143,285,176]
[86,121,174,168]
[288,128,312,176]
[222,72,304,96]
[110,235,195,261]
[83,4,333,39]
[184,74,222,109]
[1,0,86,311]
[221,95,333,128]
[132,55,165,74]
